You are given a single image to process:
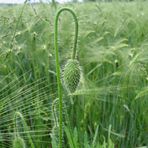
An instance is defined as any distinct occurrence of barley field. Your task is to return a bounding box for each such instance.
[0,1,148,148]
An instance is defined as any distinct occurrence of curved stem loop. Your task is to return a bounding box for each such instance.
[54,8,79,60]
[54,8,79,148]
[14,111,35,148]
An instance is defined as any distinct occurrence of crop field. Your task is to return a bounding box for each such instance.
[0,1,148,148]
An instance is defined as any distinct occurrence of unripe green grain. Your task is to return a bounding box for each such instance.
[63,59,81,93]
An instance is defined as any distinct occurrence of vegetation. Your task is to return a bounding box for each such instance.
[0,1,148,148]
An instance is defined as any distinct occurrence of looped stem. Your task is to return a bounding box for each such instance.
[14,111,35,148]
[54,8,79,148]
[54,8,79,60]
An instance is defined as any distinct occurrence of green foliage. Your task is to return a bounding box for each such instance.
[0,1,148,148]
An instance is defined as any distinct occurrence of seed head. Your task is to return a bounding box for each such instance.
[63,59,81,93]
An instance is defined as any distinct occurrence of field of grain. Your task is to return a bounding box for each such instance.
[0,1,148,148]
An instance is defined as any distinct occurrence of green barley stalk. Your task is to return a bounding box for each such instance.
[54,7,80,148]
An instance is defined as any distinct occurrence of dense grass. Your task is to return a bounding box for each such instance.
[0,1,148,148]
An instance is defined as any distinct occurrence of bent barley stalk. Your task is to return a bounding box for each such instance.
[54,8,80,148]
[14,111,35,148]
[51,98,59,146]
[13,136,26,148]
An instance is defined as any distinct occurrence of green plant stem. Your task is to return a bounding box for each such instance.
[54,8,79,148]
[14,111,35,148]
